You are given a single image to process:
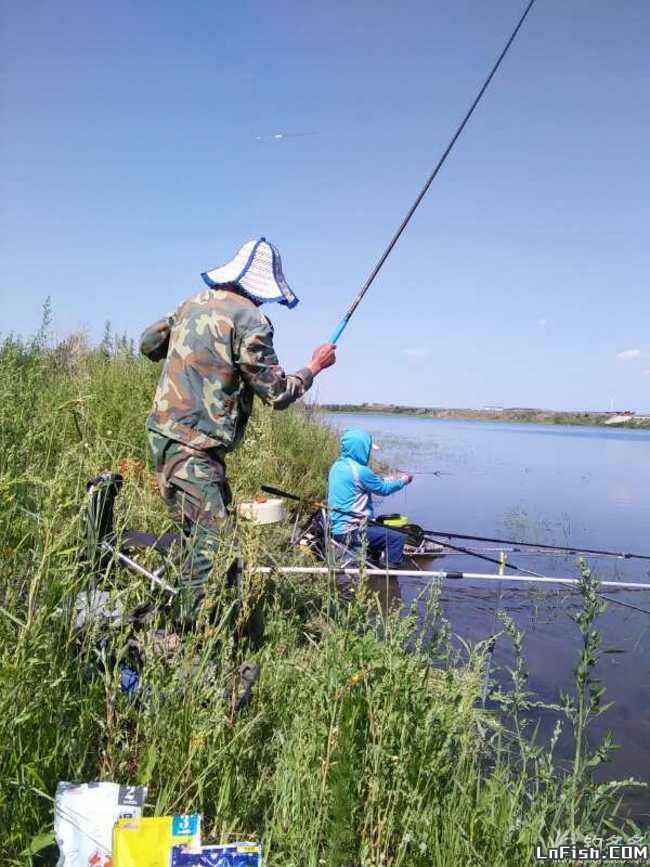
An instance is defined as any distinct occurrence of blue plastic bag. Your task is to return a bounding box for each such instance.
[171,842,262,866]
[120,665,140,701]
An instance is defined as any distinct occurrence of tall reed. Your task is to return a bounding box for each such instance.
[0,328,646,865]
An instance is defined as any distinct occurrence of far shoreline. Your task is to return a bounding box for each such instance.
[315,403,650,430]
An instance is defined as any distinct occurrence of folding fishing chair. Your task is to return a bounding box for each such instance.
[80,471,260,712]
[84,471,183,594]
[289,506,364,569]
[289,506,444,571]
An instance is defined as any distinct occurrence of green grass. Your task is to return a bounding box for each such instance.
[0,328,647,865]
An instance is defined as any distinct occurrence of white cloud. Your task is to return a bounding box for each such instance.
[538,318,549,327]
[403,346,432,361]
[616,348,642,362]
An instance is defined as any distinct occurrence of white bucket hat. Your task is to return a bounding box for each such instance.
[201,238,299,308]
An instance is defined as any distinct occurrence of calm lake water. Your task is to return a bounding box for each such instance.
[324,412,650,821]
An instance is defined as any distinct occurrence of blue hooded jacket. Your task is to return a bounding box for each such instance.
[327,428,407,536]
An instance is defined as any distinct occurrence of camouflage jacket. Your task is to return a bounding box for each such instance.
[144,288,313,453]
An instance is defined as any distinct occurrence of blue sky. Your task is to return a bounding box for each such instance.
[2,0,649,410]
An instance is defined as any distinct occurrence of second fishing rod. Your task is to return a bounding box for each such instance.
[262,484,650,617]
[262,484,650,566]
[264,484,552,579]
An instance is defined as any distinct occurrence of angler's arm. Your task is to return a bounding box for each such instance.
[236,323,314,409]
[358,466,408,497]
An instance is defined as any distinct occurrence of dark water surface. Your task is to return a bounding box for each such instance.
[324,412,650,821]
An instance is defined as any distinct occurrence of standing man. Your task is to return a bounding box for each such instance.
[141,238,336,592]
[328,428,412,567]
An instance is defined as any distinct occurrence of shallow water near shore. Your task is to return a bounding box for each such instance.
[324,411,650,822]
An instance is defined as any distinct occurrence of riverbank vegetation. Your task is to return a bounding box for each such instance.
[321,403,650,429]
[1,319,648,864]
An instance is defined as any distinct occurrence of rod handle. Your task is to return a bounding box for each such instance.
[261,484,301,502]
[329,318,348,345]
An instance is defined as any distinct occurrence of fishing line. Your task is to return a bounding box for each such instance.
[394,469,453,477]
[421,529,650,562]
[597,594,650,617]
[328,0,538,344]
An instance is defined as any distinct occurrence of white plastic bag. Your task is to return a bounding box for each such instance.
[54,781,146,867]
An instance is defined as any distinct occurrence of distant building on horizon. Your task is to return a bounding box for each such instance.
[505,407,542,413]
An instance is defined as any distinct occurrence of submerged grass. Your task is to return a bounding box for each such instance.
[1,326,648,865]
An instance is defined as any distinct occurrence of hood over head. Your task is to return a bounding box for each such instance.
[339,428,373,465]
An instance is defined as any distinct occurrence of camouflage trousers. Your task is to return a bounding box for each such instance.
[147,430,233,591]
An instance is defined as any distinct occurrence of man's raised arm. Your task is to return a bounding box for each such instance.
[237,321,336,409]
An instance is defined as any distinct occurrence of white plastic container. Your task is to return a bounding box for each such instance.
[237,498,286,525]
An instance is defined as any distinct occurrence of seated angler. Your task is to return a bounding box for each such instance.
[327,427,412,567]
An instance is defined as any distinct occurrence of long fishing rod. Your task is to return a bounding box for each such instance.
[255,566,650,616]
[328,0,537,344]
[424,532,544,577]
[419,529,650,562]
[262,484,650,564]
[422,541,650,615]
[442,545,633,560]
[264,483,650,616]
[263,483,650,615]
[426,543,650,615]
[261,488,650,616]
[254,565,650,593]
[263,483,544,578]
